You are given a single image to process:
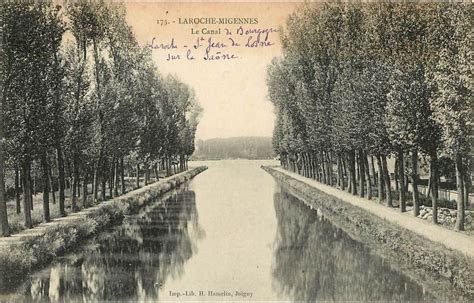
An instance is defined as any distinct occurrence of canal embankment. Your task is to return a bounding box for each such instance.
[262,165,474,300]
[0,166,207,290]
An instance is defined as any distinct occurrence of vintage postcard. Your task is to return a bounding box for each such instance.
[0,0,472,302]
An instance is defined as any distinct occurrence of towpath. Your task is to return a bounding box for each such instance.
[0,168,201,248]
[272,166,474,259]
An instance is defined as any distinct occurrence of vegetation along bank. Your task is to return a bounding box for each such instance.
[263,166,474,301]
[0,166,207,291]
[0,1,203,237]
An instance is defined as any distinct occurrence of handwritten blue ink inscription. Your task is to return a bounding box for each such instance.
[148,27,278,62]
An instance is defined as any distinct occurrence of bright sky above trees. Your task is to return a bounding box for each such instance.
[124,2,298,140]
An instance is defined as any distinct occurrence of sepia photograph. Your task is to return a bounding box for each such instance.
[0,0,472,302]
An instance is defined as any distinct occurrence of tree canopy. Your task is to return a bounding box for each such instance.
[267,2,472,230]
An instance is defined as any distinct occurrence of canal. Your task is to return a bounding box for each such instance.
[2,160,435,302]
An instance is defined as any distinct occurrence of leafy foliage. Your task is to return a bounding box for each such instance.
[267,2,472,230]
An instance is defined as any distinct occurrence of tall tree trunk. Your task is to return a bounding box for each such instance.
[82,172,88,209]
[358,150,365,198]
[71,163,77,212]
[394,159,399,191]
[321,151,327,184]
[136,163,140,188]
[381,155,393,207]
[349,151,357,196]
[314,153,320,182]
[347,164,352,192]
[92,162,98,203]
[302,153,309,178]
[463,171,470,210]
[364,152,372,200]
[306,154,311,178]
[77,177,81,198]
[404,167,409,195]
[341,153,349,190]
[355,154,359,185]
[29,169,34,210]
[108,163,113,198]
[101,167,107,202]
[113,159,119,197]
[397,150,406,212]
[455,155,465,231]
[336,155,341,188]
[301,153,306,177]
[15,167,21,214]
[120,158,125,195]
[167,157,171,177]
[22,161,33,228]
[303,153,309,178]
[144,163,149,186]
[180,154,185,172]
[411,150,420,217]
[294,154,298,174]
[326,152,332,186]
[57,147,66,217]
[0,110,9,235]
[376,155,384,203]
[49,165,56,205]
[41,152,50,223]
[370,156,377,187]
[32,165,36,197]
[296,153,301,175]
[430,154,439,224]
[308,153,312,178]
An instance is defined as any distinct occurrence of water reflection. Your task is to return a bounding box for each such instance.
[22,188,202,302]
[0,161,450,302]
[272,188,435,302]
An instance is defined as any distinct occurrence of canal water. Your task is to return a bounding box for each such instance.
[2,160,435,302]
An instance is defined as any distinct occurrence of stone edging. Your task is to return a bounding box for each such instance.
[0,166,207,291]
[262,165,474,301]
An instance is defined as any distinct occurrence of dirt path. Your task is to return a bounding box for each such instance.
[274,167,474,259]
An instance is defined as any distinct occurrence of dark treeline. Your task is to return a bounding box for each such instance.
[193,137,274,160]
[0,2,202,236]
[267,3,471,230]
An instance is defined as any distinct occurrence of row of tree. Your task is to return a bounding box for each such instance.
[0,2,202,236]
[267,3,471,230]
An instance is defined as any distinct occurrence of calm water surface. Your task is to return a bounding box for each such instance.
[2,160,435,302]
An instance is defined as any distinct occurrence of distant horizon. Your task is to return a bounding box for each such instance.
[195,135,272,141]
[192,136,274,160]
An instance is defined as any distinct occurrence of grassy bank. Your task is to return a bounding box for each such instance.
[263,166,474,301]
[0,166,207,291]
[5,173,167,235]
[0,202,126,291]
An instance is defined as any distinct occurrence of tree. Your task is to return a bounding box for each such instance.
[429,4,472,230]
[3,3,62,227]
[268,2,471,230]
[0,4,10,235]
[0,1,200,236]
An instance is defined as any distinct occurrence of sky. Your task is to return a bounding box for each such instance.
[124,2,298,140]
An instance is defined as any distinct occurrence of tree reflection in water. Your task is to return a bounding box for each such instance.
[23,188,203,302]
[272,188,435,302]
